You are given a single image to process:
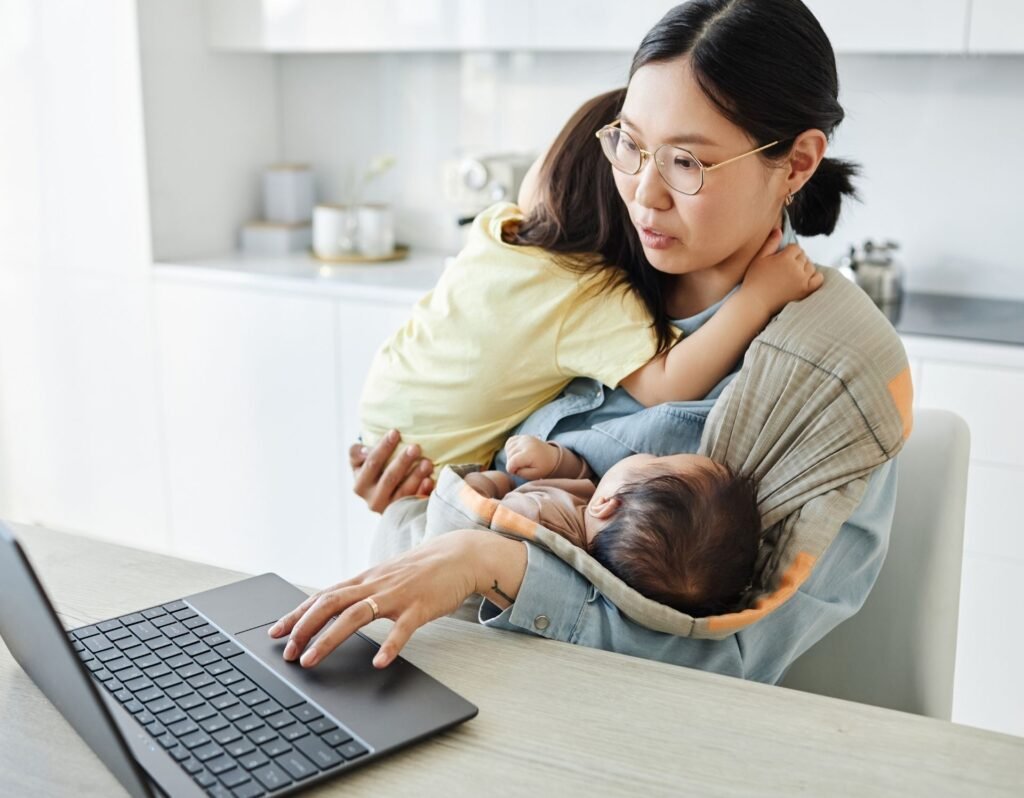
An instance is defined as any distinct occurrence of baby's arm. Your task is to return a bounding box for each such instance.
[621,229,822,407]
[505,435,594,481]
[464,470,518,500]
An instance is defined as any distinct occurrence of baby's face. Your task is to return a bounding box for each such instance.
[583,453,725,543]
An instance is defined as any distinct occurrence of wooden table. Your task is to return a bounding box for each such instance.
[2,523,1022,797]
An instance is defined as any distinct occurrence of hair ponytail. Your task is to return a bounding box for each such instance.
[789,156,860,237]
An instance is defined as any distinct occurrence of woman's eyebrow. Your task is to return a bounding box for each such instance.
[619,114,719,147]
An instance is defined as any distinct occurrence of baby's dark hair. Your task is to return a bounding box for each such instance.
[589,463,760,617]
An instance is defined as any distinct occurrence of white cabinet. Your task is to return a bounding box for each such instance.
[903,337,1024,738]
[155,277,346,589]
[335,298,416,575]
[969,0,1024,53]
[804,0,970,54]
[208,0,978,54]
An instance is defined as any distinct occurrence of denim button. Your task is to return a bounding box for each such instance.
[533,615,550,631]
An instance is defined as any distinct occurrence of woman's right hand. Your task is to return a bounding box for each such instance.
[349,430,435,513]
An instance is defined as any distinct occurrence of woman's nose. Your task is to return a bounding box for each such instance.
[634,155,673,211]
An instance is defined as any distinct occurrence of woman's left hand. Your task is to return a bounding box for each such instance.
[267,530,526,669]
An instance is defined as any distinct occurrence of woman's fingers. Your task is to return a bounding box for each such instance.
[297,598,378,668]
[372,614,421,668]
[352,431,401,496]
[267,591,320,639]
[349,441,369,471]
[283,585,369,661]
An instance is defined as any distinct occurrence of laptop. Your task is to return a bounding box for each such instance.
[0,521,478,797]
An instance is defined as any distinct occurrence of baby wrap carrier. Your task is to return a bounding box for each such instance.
[372,267,914,640]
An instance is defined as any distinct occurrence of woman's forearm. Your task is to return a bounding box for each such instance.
[471,532,529,610]
[621,288,771,406]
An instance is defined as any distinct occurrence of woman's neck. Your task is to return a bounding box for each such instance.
[665,260,748,319]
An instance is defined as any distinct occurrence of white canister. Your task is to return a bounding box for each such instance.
[313,204,356,258]
[356,204,395,258]
[263,164,315,224]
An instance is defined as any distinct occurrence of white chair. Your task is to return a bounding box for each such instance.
[780,408,970,720]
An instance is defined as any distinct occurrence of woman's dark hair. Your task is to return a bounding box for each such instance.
[590,466,761,617]
[505,88,677,356]
[631,0,859,236]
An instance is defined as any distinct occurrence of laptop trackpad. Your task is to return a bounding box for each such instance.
[235,623,476,751]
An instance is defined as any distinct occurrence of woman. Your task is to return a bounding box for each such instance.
[269,0,898,682]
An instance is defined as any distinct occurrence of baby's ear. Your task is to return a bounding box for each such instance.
[587,495,621,521]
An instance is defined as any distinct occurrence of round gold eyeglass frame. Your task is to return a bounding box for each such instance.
[595,119,779,196]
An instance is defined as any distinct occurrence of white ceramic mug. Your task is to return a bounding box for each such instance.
[313,204,356,258]
[356,205,395,258]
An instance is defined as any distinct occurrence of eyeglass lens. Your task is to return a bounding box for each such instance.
[598,127,703,195]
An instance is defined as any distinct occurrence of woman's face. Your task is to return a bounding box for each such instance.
[614,57,786,283]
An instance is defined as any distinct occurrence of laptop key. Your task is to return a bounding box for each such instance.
[265,712,294,730]
[146,696,176,715]
[83,635,113,654]
[279,724,308,742]
[151,615,176,628]
[274,751,316,781]
[230,656,305,710]
[222,704,249,722]
[307,718,335,734]
[241,690,270,708]
[182,732,214,752]
[261,739,291,758]
[172,606,198,620]
[142,607,167,620]
[247,727,277,746]
[181,757,202,775]
[179,693,206,710]
[212,727,242,746]
[162,600,187,613]
[183,616,207,629]
[225,738,256,759]
[188,673,216,689]
[119,613,146,626]
[201,715,230,734]
[106,657,133,672]
[155,645,183,660]
[194,769,217,788]
[252,762,292,791]
[123,645,150,660]
[337,740,369,760]
[212,694,241,713]
[290,703,322,723]
[321,729,352,747]
[144,663,172,680]
[228,680,256,697]
[136,710,155,726]
[124,677,153,693]
[294,735,344,769]
[206,755,237,776]
[216,670,244,686]
[168,719,199,738]
[132,622,161,641]
[168,745,190,762]
[72,625,100,640]
[190,703,217,722]
[232,780,265,798]
[196,651,222,667]
[134,653,161,669]
[157,707,187,726]
[218,767,250,788]
[205,633,229,647]
[236,716,264,734]
[215,642,243,658]
[206,786,232,798]
[253,701,281,719]
[136,686,163,704]
[200,684,228,700]
[163,623,188,639]
[177,663,204,680]
[115,689,134,703]
[106,627,132,642]
[166,654,191,669]
[238,750,269,771]
[114,635,142,650]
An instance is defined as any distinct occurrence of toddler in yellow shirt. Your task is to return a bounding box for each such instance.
[360,89,820,474]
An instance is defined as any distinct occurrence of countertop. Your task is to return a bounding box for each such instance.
[4,522,1024,797]
[154,250,1024,352]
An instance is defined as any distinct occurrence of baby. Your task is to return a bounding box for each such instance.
[464,434,761,617]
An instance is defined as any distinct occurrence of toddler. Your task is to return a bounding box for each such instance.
[465,434,760,617]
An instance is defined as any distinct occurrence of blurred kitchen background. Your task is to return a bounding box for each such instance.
[1,1,1023,738]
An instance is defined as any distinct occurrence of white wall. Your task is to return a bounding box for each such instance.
[273,50,1024,300]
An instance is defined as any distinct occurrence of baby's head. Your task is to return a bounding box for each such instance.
[584,453,761,617]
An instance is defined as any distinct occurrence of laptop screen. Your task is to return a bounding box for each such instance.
[0,522,156,798]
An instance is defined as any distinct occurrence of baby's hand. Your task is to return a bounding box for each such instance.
[740,228,823,317]
[505,435,560,481]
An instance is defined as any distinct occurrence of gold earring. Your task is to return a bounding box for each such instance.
[785,193,794,207]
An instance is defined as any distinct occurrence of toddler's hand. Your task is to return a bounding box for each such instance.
[740,228,823,317]
[505,435,560,481]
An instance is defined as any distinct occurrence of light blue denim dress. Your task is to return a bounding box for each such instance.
[482,212,899,683]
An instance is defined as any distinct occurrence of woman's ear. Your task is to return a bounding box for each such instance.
[587,495,621,521]
[785,128,828,198]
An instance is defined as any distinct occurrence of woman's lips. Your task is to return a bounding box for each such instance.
[635,223,677,250]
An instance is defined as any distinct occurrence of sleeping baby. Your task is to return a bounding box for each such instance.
[464,435,762,617]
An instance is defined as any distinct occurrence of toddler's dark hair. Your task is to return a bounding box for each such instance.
[590,464,760,616]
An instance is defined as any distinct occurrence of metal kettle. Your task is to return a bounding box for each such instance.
[836,239,904,320]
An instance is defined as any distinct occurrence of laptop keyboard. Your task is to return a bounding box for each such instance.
[68,600,370,797]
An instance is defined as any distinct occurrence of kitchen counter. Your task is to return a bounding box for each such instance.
[154,249,449,304]
[894,291,1024,348]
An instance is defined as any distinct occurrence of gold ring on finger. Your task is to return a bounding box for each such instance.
[362,596,380,620]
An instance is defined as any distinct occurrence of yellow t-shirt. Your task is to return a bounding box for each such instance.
[359,202,665,470]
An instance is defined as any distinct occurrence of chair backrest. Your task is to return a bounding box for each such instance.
[780,408,970,719]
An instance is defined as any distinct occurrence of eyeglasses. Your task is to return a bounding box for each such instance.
[595,119,779,196]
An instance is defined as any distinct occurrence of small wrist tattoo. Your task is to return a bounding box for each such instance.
[490,580,515,605]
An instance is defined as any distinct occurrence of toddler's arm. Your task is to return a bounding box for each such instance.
[505,435,593,482]
[621,228,822,407]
